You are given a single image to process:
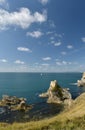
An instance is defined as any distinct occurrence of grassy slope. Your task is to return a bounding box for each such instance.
[0,93,85,130]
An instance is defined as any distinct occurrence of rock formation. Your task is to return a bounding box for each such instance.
[39,80,72,107]
[0,95,32,111]
[77,72,85,87]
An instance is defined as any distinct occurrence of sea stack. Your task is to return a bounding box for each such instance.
[39,80,72,106]
[77,72,85,87]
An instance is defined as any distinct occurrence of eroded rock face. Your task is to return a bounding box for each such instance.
[0,95,32,111]
[39,80,72,106]
[77,72,85,87]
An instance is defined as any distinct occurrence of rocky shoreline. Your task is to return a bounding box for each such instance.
[0,95,32,113]
[0,95,33,123]
[0,100,63,123]
[0,79,82,123]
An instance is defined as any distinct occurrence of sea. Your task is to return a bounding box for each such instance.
[0,72,85,122]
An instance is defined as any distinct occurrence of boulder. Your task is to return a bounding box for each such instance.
[39,80,72,106]
[77,72,85,87]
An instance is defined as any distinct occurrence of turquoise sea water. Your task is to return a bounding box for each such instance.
[0,72,85,122]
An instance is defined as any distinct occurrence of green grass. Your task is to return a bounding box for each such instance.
[0,93,85,130]
[0,115,85,130]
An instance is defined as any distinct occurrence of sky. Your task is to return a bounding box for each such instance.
[0,0,85,72]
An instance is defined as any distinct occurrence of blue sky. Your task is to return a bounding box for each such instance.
[0,0,85,72]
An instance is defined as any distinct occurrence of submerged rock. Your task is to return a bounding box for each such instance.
[39,80,72,107]
[77,72,85,87]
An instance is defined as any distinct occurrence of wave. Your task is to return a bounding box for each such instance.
[70,83,78,85]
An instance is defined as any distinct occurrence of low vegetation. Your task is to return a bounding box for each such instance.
[0,93,85,130]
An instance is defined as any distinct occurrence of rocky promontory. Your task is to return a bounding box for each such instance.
[39,80,72,107]
[77,72,85,87]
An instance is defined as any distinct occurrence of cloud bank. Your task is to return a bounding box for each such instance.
[0,8,47,30]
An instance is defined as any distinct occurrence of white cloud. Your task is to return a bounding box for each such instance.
[17,47,32,52]
[27,30,43,38]
[0,8,47,30]
[67,45,73,49]
[56,60,72,66]
[39,0,49,5]
[81,37,85,42]
[42,57,51,61]
[56,61,67,66]
[0,59,7,62]
[61,51,66,55]
[41,63,49,66]
[56,61,62,66]
[46,31,53,35]
[54,42,62,46]
[14,60,25,65]
[62,61,67,65]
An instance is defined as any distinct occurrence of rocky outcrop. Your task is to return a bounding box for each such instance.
[39,80,72,106]
[0,95,32,111]
[77,72,85,87]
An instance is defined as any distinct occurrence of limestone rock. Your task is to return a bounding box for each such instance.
[39,80,72,106]
[0,95,32,111]
[77,72,85,87]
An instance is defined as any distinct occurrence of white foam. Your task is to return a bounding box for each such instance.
[70,83,77,85]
